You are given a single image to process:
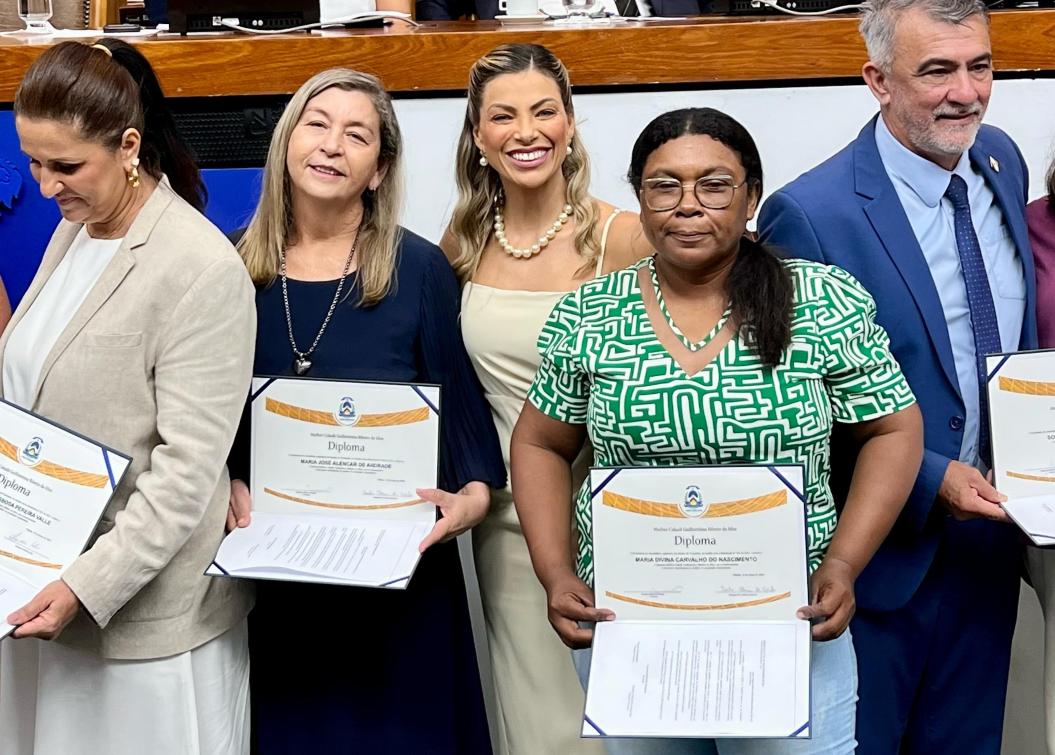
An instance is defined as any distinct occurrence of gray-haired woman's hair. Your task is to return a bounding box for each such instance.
[448,44,599,284]
[238,68,404,306]
[859,0,989,72]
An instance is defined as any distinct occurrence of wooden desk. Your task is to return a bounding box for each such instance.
[1,9,1054,101]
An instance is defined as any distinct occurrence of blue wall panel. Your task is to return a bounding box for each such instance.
[0,109,61,308]
[0,109,263,309]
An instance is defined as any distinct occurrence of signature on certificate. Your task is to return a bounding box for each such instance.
[717,584,777,596]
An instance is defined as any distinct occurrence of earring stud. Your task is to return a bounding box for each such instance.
[127,157,141,188]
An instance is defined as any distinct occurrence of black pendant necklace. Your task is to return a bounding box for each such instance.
[280,232,359,376]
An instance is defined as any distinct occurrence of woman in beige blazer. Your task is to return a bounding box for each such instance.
[0,41,255,755]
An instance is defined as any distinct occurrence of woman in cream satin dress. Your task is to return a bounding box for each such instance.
[441,43,650,755]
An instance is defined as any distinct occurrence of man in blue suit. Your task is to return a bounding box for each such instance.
[758,0,1036,752]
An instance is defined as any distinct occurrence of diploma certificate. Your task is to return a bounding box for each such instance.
[0,399,131,638]
[209,377,440,588]
[987,350,1055,545]
[584,465,811,739]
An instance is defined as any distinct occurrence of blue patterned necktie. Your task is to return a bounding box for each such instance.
[944,174,1002,465]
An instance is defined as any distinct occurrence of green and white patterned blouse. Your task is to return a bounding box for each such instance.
[527,256,916,585]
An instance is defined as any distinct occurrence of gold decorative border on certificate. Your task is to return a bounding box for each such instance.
[263,487,425,510]
[604,590,791,611]
[264,397,430,427]
[1006,471,1055,483]
[998,376,1055,396]
[0,549,61,569]
[0,437,108,489]
[601,489,787,518]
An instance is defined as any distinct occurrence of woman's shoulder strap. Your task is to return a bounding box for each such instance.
[595,208,626,277]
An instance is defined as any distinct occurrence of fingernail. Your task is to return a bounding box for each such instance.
[796,609,807,619]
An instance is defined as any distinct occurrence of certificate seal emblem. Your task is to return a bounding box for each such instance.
[335,397,360,426]
[680,485,707,518]
[19,437,44,467]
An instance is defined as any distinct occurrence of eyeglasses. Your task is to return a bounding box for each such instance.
[640,176,750,212]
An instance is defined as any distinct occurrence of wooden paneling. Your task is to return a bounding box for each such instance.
[1,10,1053,101]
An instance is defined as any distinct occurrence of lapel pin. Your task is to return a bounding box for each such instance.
[989,155,1000,173]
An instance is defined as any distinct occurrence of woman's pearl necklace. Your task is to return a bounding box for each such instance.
[493,201,574,259]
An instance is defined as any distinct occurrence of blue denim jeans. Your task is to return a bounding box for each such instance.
[572,628,858,755]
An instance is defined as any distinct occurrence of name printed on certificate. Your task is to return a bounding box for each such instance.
[584,465,812,740]
[0,399,130,638]
[210,377,440,589]
[987,350,1055,545]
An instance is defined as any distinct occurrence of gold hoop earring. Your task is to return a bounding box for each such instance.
[127,157,141,188]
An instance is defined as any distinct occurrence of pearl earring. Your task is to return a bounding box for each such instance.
[479,153,489,167]
[566,145,572,156]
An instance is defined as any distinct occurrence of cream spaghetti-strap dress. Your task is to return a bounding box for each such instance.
[460,210,624,755]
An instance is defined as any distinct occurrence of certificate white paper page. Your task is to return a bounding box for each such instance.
[211,378,440,587]
[213,511,429,587]
[585,465,811,739]
[0,399,130,637]
[987,351,1055,544]
[585,620,806,738]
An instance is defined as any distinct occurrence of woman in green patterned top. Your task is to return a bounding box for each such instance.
[510,108,924,754]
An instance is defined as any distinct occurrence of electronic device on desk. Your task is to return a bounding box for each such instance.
[709,0,860,13]
[142,0,168,25]
[167,0,320,33]
[988,1,1054,7]
[711,0,1051,12]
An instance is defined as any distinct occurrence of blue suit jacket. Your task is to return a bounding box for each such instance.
[758,117,1037,612]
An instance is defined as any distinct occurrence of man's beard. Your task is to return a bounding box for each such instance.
[896,101,985,160]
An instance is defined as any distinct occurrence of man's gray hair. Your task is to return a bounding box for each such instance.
[859,0,989,71]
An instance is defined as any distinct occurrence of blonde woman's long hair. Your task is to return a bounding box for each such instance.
[238,68,404,306]
[449,44,599,284]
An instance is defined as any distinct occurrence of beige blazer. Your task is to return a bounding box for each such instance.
[0,178,256,660]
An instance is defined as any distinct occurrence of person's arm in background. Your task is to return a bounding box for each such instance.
[377,0,415,13]
[0,278,10,335]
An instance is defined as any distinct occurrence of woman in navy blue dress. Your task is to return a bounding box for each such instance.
[228,68,505,754]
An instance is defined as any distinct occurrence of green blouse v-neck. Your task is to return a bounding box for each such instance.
[528,256,916,585]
